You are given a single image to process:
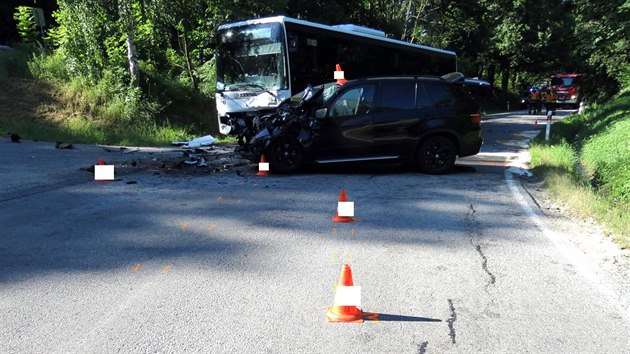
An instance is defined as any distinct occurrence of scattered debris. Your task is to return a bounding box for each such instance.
[172,134,216,148]
[8,133,20,143]
[55,142,74,149]
[88,143,251,177]
[123,148,140,154]
[101,146,140,154]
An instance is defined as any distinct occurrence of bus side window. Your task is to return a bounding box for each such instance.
[288,33,298,53]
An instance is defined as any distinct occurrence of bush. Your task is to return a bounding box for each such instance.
[28,50,69,82]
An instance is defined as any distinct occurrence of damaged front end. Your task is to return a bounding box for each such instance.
[238,85,324,171]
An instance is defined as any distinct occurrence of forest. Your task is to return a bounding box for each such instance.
[1,0,629,139]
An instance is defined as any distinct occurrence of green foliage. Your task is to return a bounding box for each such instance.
[28,51,69,82]
[13,6,39,45]
[572,0,629,100]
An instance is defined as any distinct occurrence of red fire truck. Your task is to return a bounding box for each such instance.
[550,73,582,108]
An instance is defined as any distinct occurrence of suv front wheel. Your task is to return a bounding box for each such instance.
[267,136,305,174]
[416,136,457,174]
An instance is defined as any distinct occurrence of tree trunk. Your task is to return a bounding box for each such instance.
[120,1,139,87]
[126,33,139,87]
[179,26,198,91]
[487,64,496,86]
[501,68,509,93]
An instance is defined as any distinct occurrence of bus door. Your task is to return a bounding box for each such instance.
[314,83,377,160]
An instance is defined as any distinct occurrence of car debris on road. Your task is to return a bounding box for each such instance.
[91,143,252,176]
[55,142,74,149]
[172,134,216,148]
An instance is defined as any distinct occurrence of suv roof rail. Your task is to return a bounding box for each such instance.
[441,72,465,83]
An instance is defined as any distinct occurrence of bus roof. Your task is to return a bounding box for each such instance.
[217,16,457,57]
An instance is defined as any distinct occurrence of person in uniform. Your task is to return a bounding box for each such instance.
[544,88,556,114]
[528,88,541,115]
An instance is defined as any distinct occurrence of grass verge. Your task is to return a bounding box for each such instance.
[529,90,630,248]
[1,49,219,146]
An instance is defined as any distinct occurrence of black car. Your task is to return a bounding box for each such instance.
[244,73,483,174]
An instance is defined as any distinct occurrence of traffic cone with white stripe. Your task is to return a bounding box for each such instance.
[332,189,355,223]
[257,154,269,176]
[334,64,348,86]
[327,264,363,323]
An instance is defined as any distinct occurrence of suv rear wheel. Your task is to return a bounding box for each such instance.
[416,136,457,174]
[267,136,305,173]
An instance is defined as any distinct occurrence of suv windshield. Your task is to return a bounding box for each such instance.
[217,23,288,91]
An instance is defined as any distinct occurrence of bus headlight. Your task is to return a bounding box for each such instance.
[219,123,232,135]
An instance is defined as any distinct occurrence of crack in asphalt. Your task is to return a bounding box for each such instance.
[476,245,496,285]
[417,341,428,353]
[447,299,457,344]
[466,203,496,287]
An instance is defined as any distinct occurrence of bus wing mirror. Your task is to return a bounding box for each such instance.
[315,108,328,119]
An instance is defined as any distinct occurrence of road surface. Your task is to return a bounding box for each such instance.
[1,110,628,353]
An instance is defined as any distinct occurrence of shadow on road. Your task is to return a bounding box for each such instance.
[363,311,442,322]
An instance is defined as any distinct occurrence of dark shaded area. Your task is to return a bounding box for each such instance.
[0,0,58,45]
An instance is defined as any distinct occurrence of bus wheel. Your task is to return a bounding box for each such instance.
[268,136,304,174]
[416,136,456,174]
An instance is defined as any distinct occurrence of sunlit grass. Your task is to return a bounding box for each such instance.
[530,90,630,248]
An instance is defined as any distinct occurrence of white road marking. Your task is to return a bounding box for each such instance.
[505,170,629,323]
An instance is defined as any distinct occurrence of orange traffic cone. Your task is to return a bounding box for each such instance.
[335,64,348,86]
[327,264,363,322]
[332,189,355,223]
[533,120,540,129]
[257,154,269,176]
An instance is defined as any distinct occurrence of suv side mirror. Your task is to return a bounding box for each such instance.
[315,108,328,119]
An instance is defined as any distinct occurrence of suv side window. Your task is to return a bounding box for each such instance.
[424,82,456,107]
[378,81,416,111]
[416,83,433,109]
[330,84,376,117]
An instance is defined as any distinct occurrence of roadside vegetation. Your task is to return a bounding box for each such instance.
[529,81,630,248]
[1,0,627,146]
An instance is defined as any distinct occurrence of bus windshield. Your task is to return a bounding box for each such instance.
[217,23,288,92]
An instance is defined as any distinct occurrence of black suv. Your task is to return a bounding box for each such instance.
[245,73,483,174]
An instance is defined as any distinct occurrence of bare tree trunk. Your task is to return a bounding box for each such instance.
[120,1,139,87]
[178,25,199,91]
[126,34,139,87]
[501,68,509,93]
[401,0,413,41]
[487,64,496,86]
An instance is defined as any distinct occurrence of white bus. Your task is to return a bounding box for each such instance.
[216,16,457,135]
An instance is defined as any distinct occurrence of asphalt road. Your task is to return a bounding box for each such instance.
[1,110,629,353]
